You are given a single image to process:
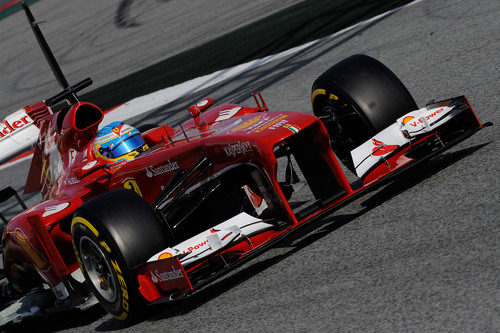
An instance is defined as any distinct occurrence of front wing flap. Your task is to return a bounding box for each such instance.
[137,258,193,303]
[351,96,484,179]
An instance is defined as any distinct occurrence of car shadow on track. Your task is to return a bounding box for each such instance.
[129,10,397,129]
[1,141,489,332]
[91,141,490,331]
[2,305,107,333]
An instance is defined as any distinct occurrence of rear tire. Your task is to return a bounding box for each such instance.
[71,189,168,320]
[312,54,417,172]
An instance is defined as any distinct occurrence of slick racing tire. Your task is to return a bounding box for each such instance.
[71,189,168,321]
[311,54,417,173]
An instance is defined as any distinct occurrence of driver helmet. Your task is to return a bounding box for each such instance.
[93,121,148,163]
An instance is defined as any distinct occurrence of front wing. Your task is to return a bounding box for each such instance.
[135,96,488,304]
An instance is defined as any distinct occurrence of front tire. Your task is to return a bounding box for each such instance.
[312,54,417,172]
[71,189,168,320]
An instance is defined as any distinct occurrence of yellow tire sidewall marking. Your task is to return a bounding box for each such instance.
[71,216,129,320]
[329,93,339,100]
[100,241,111,253]
[111,259,129,319]
[311,88,326,107]
[71,216,99,237]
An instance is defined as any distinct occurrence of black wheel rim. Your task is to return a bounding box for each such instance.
[79,236,118,303]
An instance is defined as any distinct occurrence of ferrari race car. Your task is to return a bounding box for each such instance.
[0,2,489,323]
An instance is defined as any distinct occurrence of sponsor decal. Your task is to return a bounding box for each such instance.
[82,160,97,170]
[229,115,264,133]
[252,115,288,133]
[111,123,126,135]
[66,177,80,185]
[283,123,300,134]
[182,239,209,253]
[42,202,70,217]
[213,117,242,134]
[223,141,252,157]
[148,212,274,266]
[246,115,287,133]
[158,252,173,260]
[406,108,446,127]
[268,119,288,130]
[52,282,70,300]
[145,160,179,177]
[215,107,242,122]
[93,132,115,144]
[107,160,128,173]
[371,138,398,156]
[150,266,184,283]
[0,115,32,139]
[167,239,210,257]
[402,116,415,125]
[68,149,77,166]
[143,258,192,293]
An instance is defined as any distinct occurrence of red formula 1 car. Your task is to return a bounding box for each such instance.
[0,3,489,322]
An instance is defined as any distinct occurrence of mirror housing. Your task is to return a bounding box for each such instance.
[61,102,103,132]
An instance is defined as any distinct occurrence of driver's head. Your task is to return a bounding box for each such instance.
[93,121,148,163]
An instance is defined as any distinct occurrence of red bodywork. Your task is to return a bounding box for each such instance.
[1,95,484,303]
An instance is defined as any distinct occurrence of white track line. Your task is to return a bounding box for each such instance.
[1,0,424,169]
[0,153,33,171]
[102,0,425,125]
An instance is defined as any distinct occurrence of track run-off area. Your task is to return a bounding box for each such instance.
[0,0,498,331]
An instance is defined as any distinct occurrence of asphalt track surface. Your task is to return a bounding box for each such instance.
[0,0,303,114]
[0,0,499,331]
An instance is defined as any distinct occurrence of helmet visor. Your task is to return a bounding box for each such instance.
[109,134,145,158]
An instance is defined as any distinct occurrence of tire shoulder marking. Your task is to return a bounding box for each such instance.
[71,216,99,237]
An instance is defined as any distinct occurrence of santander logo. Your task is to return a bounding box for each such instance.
[0,114,33,139]
[150,266,184,283]
[371,138,398,156]
[145,160,179,177]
